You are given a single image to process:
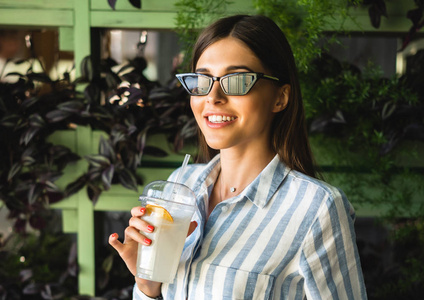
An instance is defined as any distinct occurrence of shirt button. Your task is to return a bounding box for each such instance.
[221,206,228,213]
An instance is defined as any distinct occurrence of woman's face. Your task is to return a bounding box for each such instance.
[190,36,288,152]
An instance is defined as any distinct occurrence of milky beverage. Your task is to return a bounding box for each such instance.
[136,180,196,283]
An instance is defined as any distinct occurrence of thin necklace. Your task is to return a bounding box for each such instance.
[219,173,236,203]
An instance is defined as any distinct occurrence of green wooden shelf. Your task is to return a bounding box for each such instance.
[90,11,178,28]
[0,8,73,27]
[0,0,72,9]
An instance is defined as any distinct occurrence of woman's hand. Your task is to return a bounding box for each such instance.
[109,206,198,297]
[109,206,161,297]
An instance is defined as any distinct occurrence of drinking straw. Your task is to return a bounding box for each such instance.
[167,154,190,202]
[175,154,191,184]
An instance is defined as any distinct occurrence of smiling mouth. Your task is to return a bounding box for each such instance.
[207,115,236,123]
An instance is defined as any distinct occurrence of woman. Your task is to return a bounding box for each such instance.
[109,15,367,299]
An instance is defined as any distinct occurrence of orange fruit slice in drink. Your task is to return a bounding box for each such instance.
[145,204,173,222]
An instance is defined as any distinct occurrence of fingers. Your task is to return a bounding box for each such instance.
[124,225,152,245]
[129,214,155,234]
[109,205,154,254]
[131,206,146,217]
[109,233,125,254]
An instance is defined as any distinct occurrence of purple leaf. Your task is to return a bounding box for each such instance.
[118,169,138,191]
[7,162,22,181]
[87,184,102,204]
[129,0,141,9]
[368,5,382,28]
[108,0,117,10]
[102,164,115,190]
[29,214,46,230]
[23,282,41,295]
[99,136,116,159]
[45,110,72,123]
[20,269,33,282]
[407,8,423,26]
[20,127,40,145]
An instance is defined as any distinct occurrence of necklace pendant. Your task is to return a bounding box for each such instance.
[230,187,236,193]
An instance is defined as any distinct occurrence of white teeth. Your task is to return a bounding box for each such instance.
[208,115,235,123]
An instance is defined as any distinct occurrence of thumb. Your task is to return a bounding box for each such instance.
[187,221,198,237]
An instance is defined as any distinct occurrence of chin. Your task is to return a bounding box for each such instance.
[204,138,226,151]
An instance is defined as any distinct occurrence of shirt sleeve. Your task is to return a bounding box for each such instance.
[133,283,161,300]
[299,189,368,299]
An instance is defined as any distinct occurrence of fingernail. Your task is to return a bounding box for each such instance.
[147,225,154,232]
[140,207,146,214]
[144,238,152,245]
[111,233,117,238]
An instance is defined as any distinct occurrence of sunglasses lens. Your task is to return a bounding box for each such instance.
[181,75,211,95]
[221,73,256,95]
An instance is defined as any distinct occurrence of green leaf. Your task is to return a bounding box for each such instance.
[382,101,396,120]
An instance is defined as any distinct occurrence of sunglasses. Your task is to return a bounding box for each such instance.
[175,72,280,96]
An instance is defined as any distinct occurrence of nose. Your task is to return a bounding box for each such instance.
[206,80,226,104]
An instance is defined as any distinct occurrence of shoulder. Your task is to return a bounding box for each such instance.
[284,169,355,219]
[287,170,342,197]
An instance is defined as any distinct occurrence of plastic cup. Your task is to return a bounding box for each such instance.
[136,180,196,282]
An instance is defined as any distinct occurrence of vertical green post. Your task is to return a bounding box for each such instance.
[74,0,94,295]
[75,126,95,295]
[74,0,91,78]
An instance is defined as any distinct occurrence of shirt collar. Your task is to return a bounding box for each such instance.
[193,154,290,209]
[240,154,290,208]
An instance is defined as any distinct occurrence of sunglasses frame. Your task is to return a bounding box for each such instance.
[176,72,280,96]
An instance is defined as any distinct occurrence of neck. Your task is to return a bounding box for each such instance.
[218,147,275,200]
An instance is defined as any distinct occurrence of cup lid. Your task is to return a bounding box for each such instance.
[140,180,196,206]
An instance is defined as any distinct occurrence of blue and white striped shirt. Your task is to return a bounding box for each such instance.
[134,154,367,299]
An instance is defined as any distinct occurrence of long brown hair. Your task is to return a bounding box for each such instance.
[191,15,318,178]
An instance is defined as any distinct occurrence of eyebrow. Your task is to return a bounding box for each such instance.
[195,65,254,73]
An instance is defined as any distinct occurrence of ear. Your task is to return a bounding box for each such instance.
[272,84,290,113]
